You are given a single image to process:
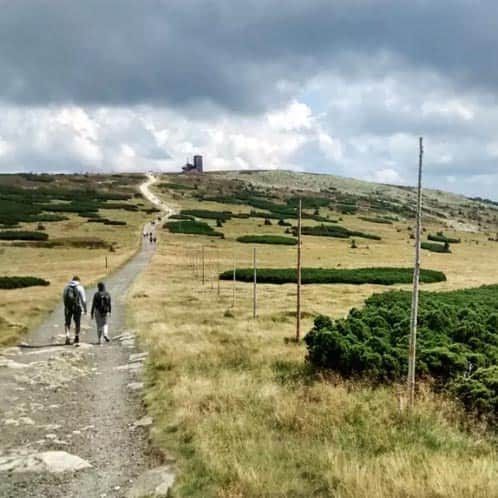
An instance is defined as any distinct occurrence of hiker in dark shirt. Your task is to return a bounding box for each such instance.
[90,282,112,345]
[62,276,87,346]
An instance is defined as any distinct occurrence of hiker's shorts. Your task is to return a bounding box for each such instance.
[65,307,82,333]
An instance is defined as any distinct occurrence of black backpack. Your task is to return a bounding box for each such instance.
[64,286,80,311]
[95,291,111,314]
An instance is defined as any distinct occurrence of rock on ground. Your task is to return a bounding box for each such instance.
[0,451,91,474]
[126,466,175,498]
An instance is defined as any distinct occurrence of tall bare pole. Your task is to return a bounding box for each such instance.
[253,247,257,318]
[296,199,302,342]
[408,137,424,407]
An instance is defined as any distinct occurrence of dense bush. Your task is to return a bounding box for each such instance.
[169,214,195,221]
[87,218,127,226]
[359,216,393,225]
[236,235,297,245]
[180,209,233,221]
[0,276,50,289]
[158,182,194,190]
[305,284,498,419]
[298,224,381,240]
[428,233,461,244]
[220,267,445,285]
[164,220,224,237]
[0,231,49,241]
[421,241,451,253]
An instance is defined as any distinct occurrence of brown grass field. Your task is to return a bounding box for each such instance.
[128,173,498,498]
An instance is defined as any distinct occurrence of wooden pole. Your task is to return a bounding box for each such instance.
[253,247,257,318]
[217,249,221,298]
[296,199,302,342]
[105,256,108,269]
[202,246,205,285]
[408,137,424,407]
[232,259,236,308]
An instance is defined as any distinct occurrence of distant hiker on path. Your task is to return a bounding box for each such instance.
[91,282,112,345]
[63,276,87,346]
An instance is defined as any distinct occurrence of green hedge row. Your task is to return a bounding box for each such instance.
[305,284,498,418]
[236,235,297,245]
[87,219,127,226]
[220,267,446,285]
[164,220,224,237]
[358,216,393,225]
[298,224,381,240]
[0,276,50,289]
[0,230,49,241]
[421,241,451,253]
[180,209,233,221]
[428,233,461,244]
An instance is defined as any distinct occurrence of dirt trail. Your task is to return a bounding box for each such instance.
[0,175,173,498]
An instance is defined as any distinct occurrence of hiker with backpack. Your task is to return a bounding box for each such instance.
[63,276,87,346]
[91,282,112,345]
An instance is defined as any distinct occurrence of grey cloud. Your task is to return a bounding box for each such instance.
[1,1,498,111]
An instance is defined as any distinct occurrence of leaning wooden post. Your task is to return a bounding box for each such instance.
[253,247,257,318]
[105,256,108,269]
[408,137,424,407]
[296,199,302,342]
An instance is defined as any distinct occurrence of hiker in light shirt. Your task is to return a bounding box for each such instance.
[62,276,87,346]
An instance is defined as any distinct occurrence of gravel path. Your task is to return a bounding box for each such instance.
[0,175,173,498]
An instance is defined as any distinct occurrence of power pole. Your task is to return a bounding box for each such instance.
[217,249,221,298]
[232,259,236,308]
[253,247,257,318]
[408,137,424,407]
[296,199,302,342]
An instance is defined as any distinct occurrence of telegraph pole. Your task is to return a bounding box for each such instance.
[253,247,257,318]
[408,137,424,407]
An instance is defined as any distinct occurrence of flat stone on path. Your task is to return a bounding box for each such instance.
[0,451,91,474]
[127,382,144,391]
[126,466,175,498]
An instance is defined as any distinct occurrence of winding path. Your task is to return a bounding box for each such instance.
[0,175,173,498]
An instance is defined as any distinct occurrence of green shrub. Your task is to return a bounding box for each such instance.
[220,267,445,285]
[169,214,195,221]
[180,209,232,221]
[158,182,194,190]
[422,241,451,253]
[358,216,393,225]
[299,224,381,240]
[0,231,49,241]
[304,284,498,418]
[236,235,297,245]
[0,276,50,289]
[428,233,461,244]
[164,220,224,238]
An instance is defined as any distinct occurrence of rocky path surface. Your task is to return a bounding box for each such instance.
[0,175,174,498]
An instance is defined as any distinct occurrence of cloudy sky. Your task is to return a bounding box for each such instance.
[1,0,498,198]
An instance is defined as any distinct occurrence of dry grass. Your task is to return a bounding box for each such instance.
[128,185,498,498]
[0,206,151,346]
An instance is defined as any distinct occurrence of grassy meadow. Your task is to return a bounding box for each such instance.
[0,174,154,346]
[128,173,498,498]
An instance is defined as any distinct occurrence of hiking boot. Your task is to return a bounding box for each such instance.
[65,337,71,346]
[74,335,79,346]
[103,336,110,343]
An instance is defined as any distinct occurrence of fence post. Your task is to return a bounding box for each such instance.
[296,199,302,342]
[408,137,424,407]
[217,249,221,298]
[232,259,236,308]
[253,247,257,318]
[202,246,205,285]
[105,256,108,269]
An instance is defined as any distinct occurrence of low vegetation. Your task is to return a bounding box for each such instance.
[358,216,393,225]
[298,224,381,240]
[236,235,297,245]
[0,276,50,289]
[428,232,461,244]
[421,241,451,253]
[305,284,498,419]
[164,220,224,238]
[0,230,49,241]
[220,267,446,285]
[180,209,233,221]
